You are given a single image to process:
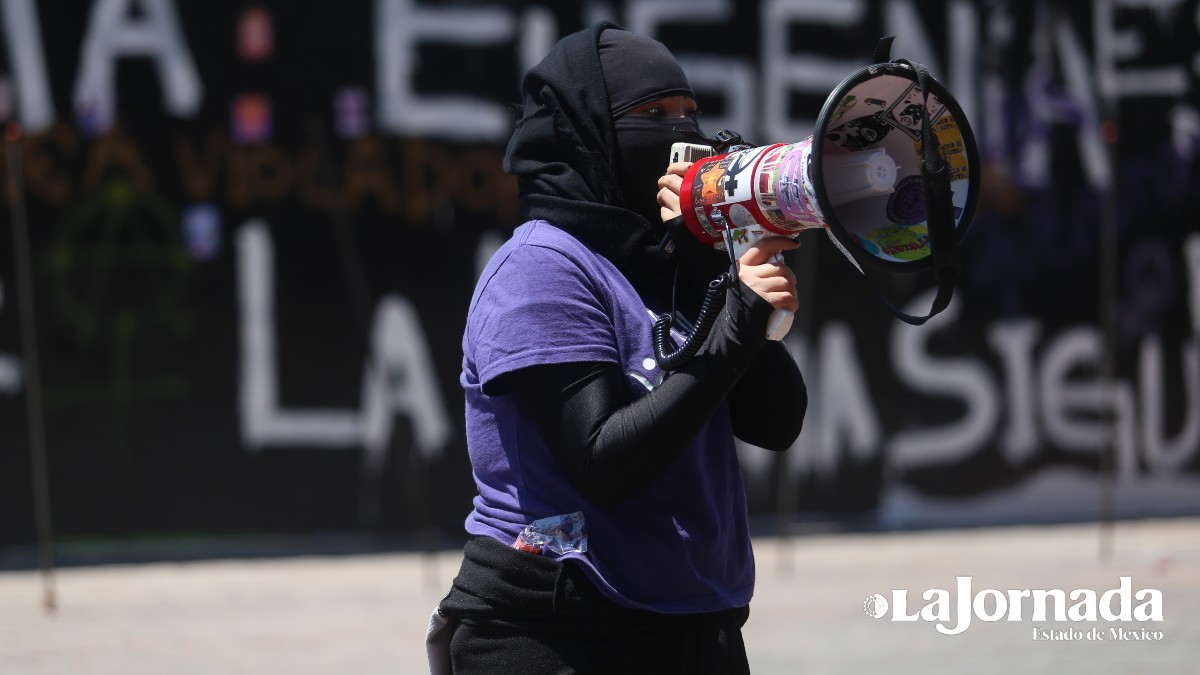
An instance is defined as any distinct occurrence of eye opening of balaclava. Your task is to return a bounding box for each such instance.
[599,28,710,230]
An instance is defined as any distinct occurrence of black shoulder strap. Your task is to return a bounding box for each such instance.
[829,38,960,326]
[873,35,895,64]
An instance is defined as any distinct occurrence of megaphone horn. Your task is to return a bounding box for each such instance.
[675,42,980,316]
[655,39,981,369]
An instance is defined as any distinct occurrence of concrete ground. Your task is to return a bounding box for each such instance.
[1,518,1196,675]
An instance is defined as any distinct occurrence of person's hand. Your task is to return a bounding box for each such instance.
[736,237,800,313]
[656,162,691,221]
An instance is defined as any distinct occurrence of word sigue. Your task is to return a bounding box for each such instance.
[867,576,1162,636]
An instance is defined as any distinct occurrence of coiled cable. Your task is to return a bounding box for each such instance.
[653,272,732,370]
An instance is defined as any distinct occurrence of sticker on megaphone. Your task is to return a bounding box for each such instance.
[679,138,900,248]
[671,138,901,341]
[669,143,798,339]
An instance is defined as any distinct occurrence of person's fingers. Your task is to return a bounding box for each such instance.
[738,236,800,266]
[744,274,800,312]
[740,269,795,293]
[665,161,692,176]
[768,292,800,313]
[657,172,684,194]
[741,283,800,312]
[657,171,688,221]
[657,185,681,211]
[657,186,682,220]
[737,248,800,312]
[769,261,797,288]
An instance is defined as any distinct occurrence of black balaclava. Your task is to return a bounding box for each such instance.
[503,22,708,301]
[599,29,709,229]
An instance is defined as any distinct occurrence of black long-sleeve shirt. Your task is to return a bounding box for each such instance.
[500,279,808,508]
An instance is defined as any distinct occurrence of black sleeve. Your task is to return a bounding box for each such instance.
[503,279,787,508]
[727,341,807,450]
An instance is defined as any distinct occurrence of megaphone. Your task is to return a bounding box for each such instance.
[654,41,980,369]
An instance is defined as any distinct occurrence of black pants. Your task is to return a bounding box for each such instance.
[438,536,751,675]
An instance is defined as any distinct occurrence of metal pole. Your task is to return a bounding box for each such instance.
[302,121,439,570]
[5,122,56,611]
[1097,119,1120,563]
[773,232,818,576]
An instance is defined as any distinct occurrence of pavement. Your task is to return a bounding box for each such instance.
[1,517,1197,675]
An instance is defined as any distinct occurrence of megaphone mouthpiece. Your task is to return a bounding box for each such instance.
[823,147,898,207]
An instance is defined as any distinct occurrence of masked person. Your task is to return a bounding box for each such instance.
[427,22,807,675]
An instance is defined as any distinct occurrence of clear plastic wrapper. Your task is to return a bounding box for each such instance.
[512,511,588,555]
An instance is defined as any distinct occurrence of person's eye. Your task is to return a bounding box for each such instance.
[644,106,666,116]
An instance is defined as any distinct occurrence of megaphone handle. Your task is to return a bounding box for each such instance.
[766,307,794,341]
[728,229,794,341]
[760,251,793,341]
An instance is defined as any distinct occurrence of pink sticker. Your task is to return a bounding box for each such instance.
[0,77,12,122]
[232,94,272,144]
[182,203,222,261]
[335,87,370,139]
[775,144,809,223]
[775,141,824,228]
[238,7,274,62]
[74,94,112,137]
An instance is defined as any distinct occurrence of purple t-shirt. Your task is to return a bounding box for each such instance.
[461,220,754,614]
